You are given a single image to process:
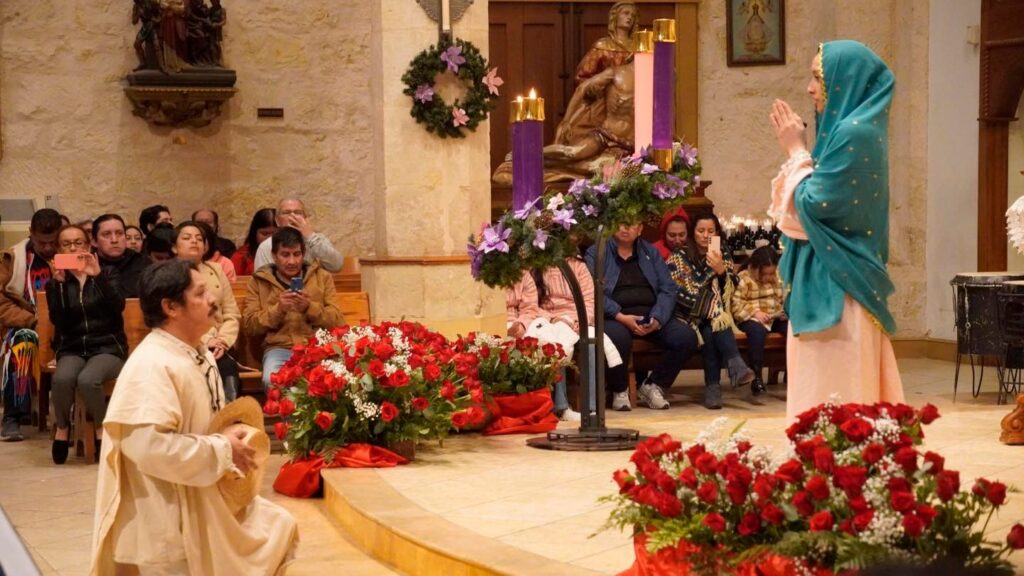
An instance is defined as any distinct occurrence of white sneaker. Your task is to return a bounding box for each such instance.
[612,391,632,411]
[638,382,670,410]
[558,408,582,422]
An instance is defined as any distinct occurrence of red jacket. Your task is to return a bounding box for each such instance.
[652,207,690,260]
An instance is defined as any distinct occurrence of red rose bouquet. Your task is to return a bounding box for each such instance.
[264,321,474,459]
[602,402,1024,575]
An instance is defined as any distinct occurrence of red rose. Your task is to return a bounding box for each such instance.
[423,363,442,380]
[916,504,938,524]
[314,411,335,431]
[894,447,918,473]
[753,476,775,501]
[890,490,916,513]
[809,510,834,532]
[387,370,410,388]
[795,436,824,461]
[694,453,718,475]
[936,470,960,502]
[919,403,940,424]
[833,465,867,497]
[703,513,727,533]
[273,421,289,441]
[263,400,280,416]
[371,340,395,361]
[1007,524,1024,550]
[686,443,707,465]
[679,467,699,489]
[613,469,634,491]
[696,481,719,504]
[853,510,874,532]
[367,359,387,378]
[278,398,295,417]
[411,397,430,411]
[922,451,944,474]
[986,481,1008,507]
[655,493,682,518]
[792,491,815,517]
[441,380,457,401]
[813,446,834,473]
[267,387,281,402]
[760,503,785,526]
[849,495,871,513]
[805,475,831,501]
[737,512,761,536]
[736,440,752,454]
[839,418,874,443]
[498,350,509,364]
[541,343,557,357]
[451,411,470,428]
[776,459,805,484]
[470,388,484,404]
[726,480,748,506]
[902,513,926,538]
[973,478,990,498]
[380,401,399,422]
[887,476,911,493]
[479,345,492,358]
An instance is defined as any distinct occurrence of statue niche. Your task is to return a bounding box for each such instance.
[493,1,638,185]
[125,0,236,128]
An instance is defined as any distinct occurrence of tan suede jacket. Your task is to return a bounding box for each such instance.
[242,260,344,351]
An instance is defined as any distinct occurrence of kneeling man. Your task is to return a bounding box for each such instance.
[91,259,297,575]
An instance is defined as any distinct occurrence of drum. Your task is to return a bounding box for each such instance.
[951,272,1024,356]
[997,280,1024,403]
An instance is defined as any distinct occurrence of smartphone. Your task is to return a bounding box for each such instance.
[289,277,304,292]
[54,254,86,271]
[710,236,722,253]
[638,313,652,326]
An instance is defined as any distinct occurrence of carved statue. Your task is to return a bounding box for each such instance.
[131,0,228,73]
[492,2,638,185]
[132,0,163,71]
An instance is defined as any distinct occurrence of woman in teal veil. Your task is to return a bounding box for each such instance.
[768,40,904,421]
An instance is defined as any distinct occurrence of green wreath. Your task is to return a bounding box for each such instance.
[401,38,502,138]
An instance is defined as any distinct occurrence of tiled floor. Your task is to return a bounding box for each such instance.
[2,358,1023,575]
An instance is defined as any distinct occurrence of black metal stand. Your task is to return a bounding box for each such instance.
[527,228,642,451]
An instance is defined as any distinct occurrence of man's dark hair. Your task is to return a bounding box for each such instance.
[747,245,779,271]
[91,214,126,239]
[142,226,175,257]
[30,209,63,235]
[139,204,170,234]
[139,259,198,328]
[191,209,219,230]
[271,227,305,254]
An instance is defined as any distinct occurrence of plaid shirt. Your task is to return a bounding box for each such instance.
[731,269,784,323]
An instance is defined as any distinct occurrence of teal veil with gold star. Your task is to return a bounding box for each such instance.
[779,40,897,335]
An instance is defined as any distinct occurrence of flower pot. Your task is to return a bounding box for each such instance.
[387,439,416,462]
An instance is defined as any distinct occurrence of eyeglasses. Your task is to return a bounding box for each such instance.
[60,240,88,249]
[279,210,305,217]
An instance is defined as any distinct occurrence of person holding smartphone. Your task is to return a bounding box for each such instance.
[243,228,345,390]
[47,224,127,464]
[251,198,343,273]
[667,213,756,409]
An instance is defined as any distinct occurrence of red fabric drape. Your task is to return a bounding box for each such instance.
[273,444,408,498]
[619,535,835,576]
[482,389,559,435]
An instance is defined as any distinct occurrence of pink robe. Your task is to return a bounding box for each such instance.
[770,152,904,422]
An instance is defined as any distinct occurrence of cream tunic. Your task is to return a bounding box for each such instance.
[91,329,297,576]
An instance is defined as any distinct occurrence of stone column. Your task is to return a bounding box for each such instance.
[362,0,504,337]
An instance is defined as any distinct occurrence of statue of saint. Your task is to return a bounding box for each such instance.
[492,2,638,185]
[157,0,188,72]
[132,0,163,71]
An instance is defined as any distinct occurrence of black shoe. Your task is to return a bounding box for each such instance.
[52,439,70,465]
[751,375,766,397]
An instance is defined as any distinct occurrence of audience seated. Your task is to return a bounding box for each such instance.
[47,225,126,464]
[252,199,343,273]
[192,208,237,259]
[142,224,175,264]
[232,208,277,276]
[0,208,61,442]
[667,213,757,409]
[173,222,242,401]
[652,207,690,260]
[243,228,344,390]
[732,246,786,393]
[75,219,94,238]
[93,214,150,298]
[507,256,596,421]
[586,223,697,412]
[124,225,144,253]
[138,205,172,236]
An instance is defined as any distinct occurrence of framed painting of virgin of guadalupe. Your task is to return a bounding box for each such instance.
[726,0,786,66]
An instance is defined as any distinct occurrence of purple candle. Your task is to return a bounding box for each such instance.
[652,19,676,152]
[511,92,545,210]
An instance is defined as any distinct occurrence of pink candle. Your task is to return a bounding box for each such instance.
[633,30,654,157]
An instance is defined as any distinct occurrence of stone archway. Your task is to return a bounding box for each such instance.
[978,0,1024,271]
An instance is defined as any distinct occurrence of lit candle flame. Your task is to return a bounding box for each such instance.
[516,95,524,104]
[528,88,537,99]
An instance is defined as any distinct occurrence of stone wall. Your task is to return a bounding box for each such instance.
[0,0,375,255]
[698,0,930,336]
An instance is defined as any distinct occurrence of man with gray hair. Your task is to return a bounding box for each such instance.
[252,198,343,272]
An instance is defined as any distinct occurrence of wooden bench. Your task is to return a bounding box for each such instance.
[34,284,370,463]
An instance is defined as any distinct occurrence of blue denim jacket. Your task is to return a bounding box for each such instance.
[585,239,677,325]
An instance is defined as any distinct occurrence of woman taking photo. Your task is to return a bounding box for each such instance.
[47,225,126,464]
[173,221,242,400]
